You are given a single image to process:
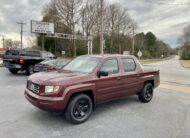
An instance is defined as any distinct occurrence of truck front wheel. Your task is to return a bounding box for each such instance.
[9,68,19,74]
[65,94,93,124]
[138,83,154,103]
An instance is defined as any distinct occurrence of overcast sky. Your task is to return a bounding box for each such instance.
[0,0,190,48]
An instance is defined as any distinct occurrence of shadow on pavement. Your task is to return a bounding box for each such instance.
[28,95,140,127]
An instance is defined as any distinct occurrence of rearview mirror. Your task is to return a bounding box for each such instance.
[97,71,109,78]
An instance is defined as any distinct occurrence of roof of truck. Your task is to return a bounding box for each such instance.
[83,54,135,59]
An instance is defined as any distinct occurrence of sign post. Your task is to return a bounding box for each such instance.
[41,34,45,51]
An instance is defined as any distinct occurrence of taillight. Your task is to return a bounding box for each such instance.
[20,57,24,64]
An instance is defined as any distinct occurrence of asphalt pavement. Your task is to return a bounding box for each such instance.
[0,57,190,138]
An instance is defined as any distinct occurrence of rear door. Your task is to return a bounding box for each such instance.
[95,58,123,103]
[120,58,142,95]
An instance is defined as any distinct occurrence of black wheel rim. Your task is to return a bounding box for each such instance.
[72,99,91,120]
[144,85,153,101]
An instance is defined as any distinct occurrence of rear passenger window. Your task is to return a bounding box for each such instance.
[25,51,41,57]
[122,58,136,72]
[5,50,19,55]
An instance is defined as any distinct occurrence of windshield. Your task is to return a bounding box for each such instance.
[63,56,100,74]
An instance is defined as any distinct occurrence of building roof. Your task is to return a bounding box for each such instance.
[0,48,8,51]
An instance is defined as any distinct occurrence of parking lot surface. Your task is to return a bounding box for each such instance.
[0,67,190,138]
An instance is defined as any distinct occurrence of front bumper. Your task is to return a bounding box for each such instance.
[25,88,66,111]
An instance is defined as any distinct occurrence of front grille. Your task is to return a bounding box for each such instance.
[28,81,40,93]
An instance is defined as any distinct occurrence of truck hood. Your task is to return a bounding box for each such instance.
[28,70,89,85]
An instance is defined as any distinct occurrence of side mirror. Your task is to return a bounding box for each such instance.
[97,71,109,78]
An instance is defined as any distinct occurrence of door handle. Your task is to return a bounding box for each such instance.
[116,77,121,81]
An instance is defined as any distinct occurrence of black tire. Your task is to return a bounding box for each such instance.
[65,94,93,124]
[9,68,19,74]
[26,65,34,75]
[138,83,154,103]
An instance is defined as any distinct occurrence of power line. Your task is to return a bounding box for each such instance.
[17,22,27,49]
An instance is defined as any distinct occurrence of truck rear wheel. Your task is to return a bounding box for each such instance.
[26,65,34,75]
[138,83,154,103]
[65,94,93,124]
[9,68,18,74]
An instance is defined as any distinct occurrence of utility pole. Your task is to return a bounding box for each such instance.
[0,35,6,48]
[100,0,104,55]
[132,26,135,55]
[17,21,26,49]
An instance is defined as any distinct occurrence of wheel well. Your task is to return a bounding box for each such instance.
[68,90,96,110]
[144,80,154,87]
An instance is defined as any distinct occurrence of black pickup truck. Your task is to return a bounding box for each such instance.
[3,49,56,75]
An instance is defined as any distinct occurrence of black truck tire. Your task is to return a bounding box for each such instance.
[65,94,93,124]
[26,65,34,75]
[138,83,154,103]
[9,68,19,74]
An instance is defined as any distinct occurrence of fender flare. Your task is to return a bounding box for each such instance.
[62,83,96,108]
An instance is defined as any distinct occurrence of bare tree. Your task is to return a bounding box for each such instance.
[106,3,133,53]
[81,0,97,37]
[55,0,83,57]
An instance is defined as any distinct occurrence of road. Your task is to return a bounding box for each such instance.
[0,57,190,138]
[150,56,190,93]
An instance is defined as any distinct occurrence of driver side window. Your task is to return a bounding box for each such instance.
[100,59,119,74]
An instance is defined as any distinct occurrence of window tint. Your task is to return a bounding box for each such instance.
[24,51,41,57]
[100,59,119,74]
[122,58,136,72]
[5,50,19,55]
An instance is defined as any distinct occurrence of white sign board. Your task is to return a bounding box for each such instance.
[138,50,142,58]
[31,20,54,34]
[123,51,130,55]
[62,51,66,55]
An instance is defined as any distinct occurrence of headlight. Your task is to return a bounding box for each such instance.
[45,85,60,93]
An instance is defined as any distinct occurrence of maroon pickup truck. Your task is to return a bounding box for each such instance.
[25,55,160,124]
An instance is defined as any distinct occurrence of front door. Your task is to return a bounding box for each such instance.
[95,58,123,103]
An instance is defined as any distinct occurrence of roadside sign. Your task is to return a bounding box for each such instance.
[138,50,142,58]
[123,51,130,55]
[62,51,66,55]
[31,20,54,34]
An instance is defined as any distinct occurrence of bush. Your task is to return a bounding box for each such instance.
[180,48,190,60]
